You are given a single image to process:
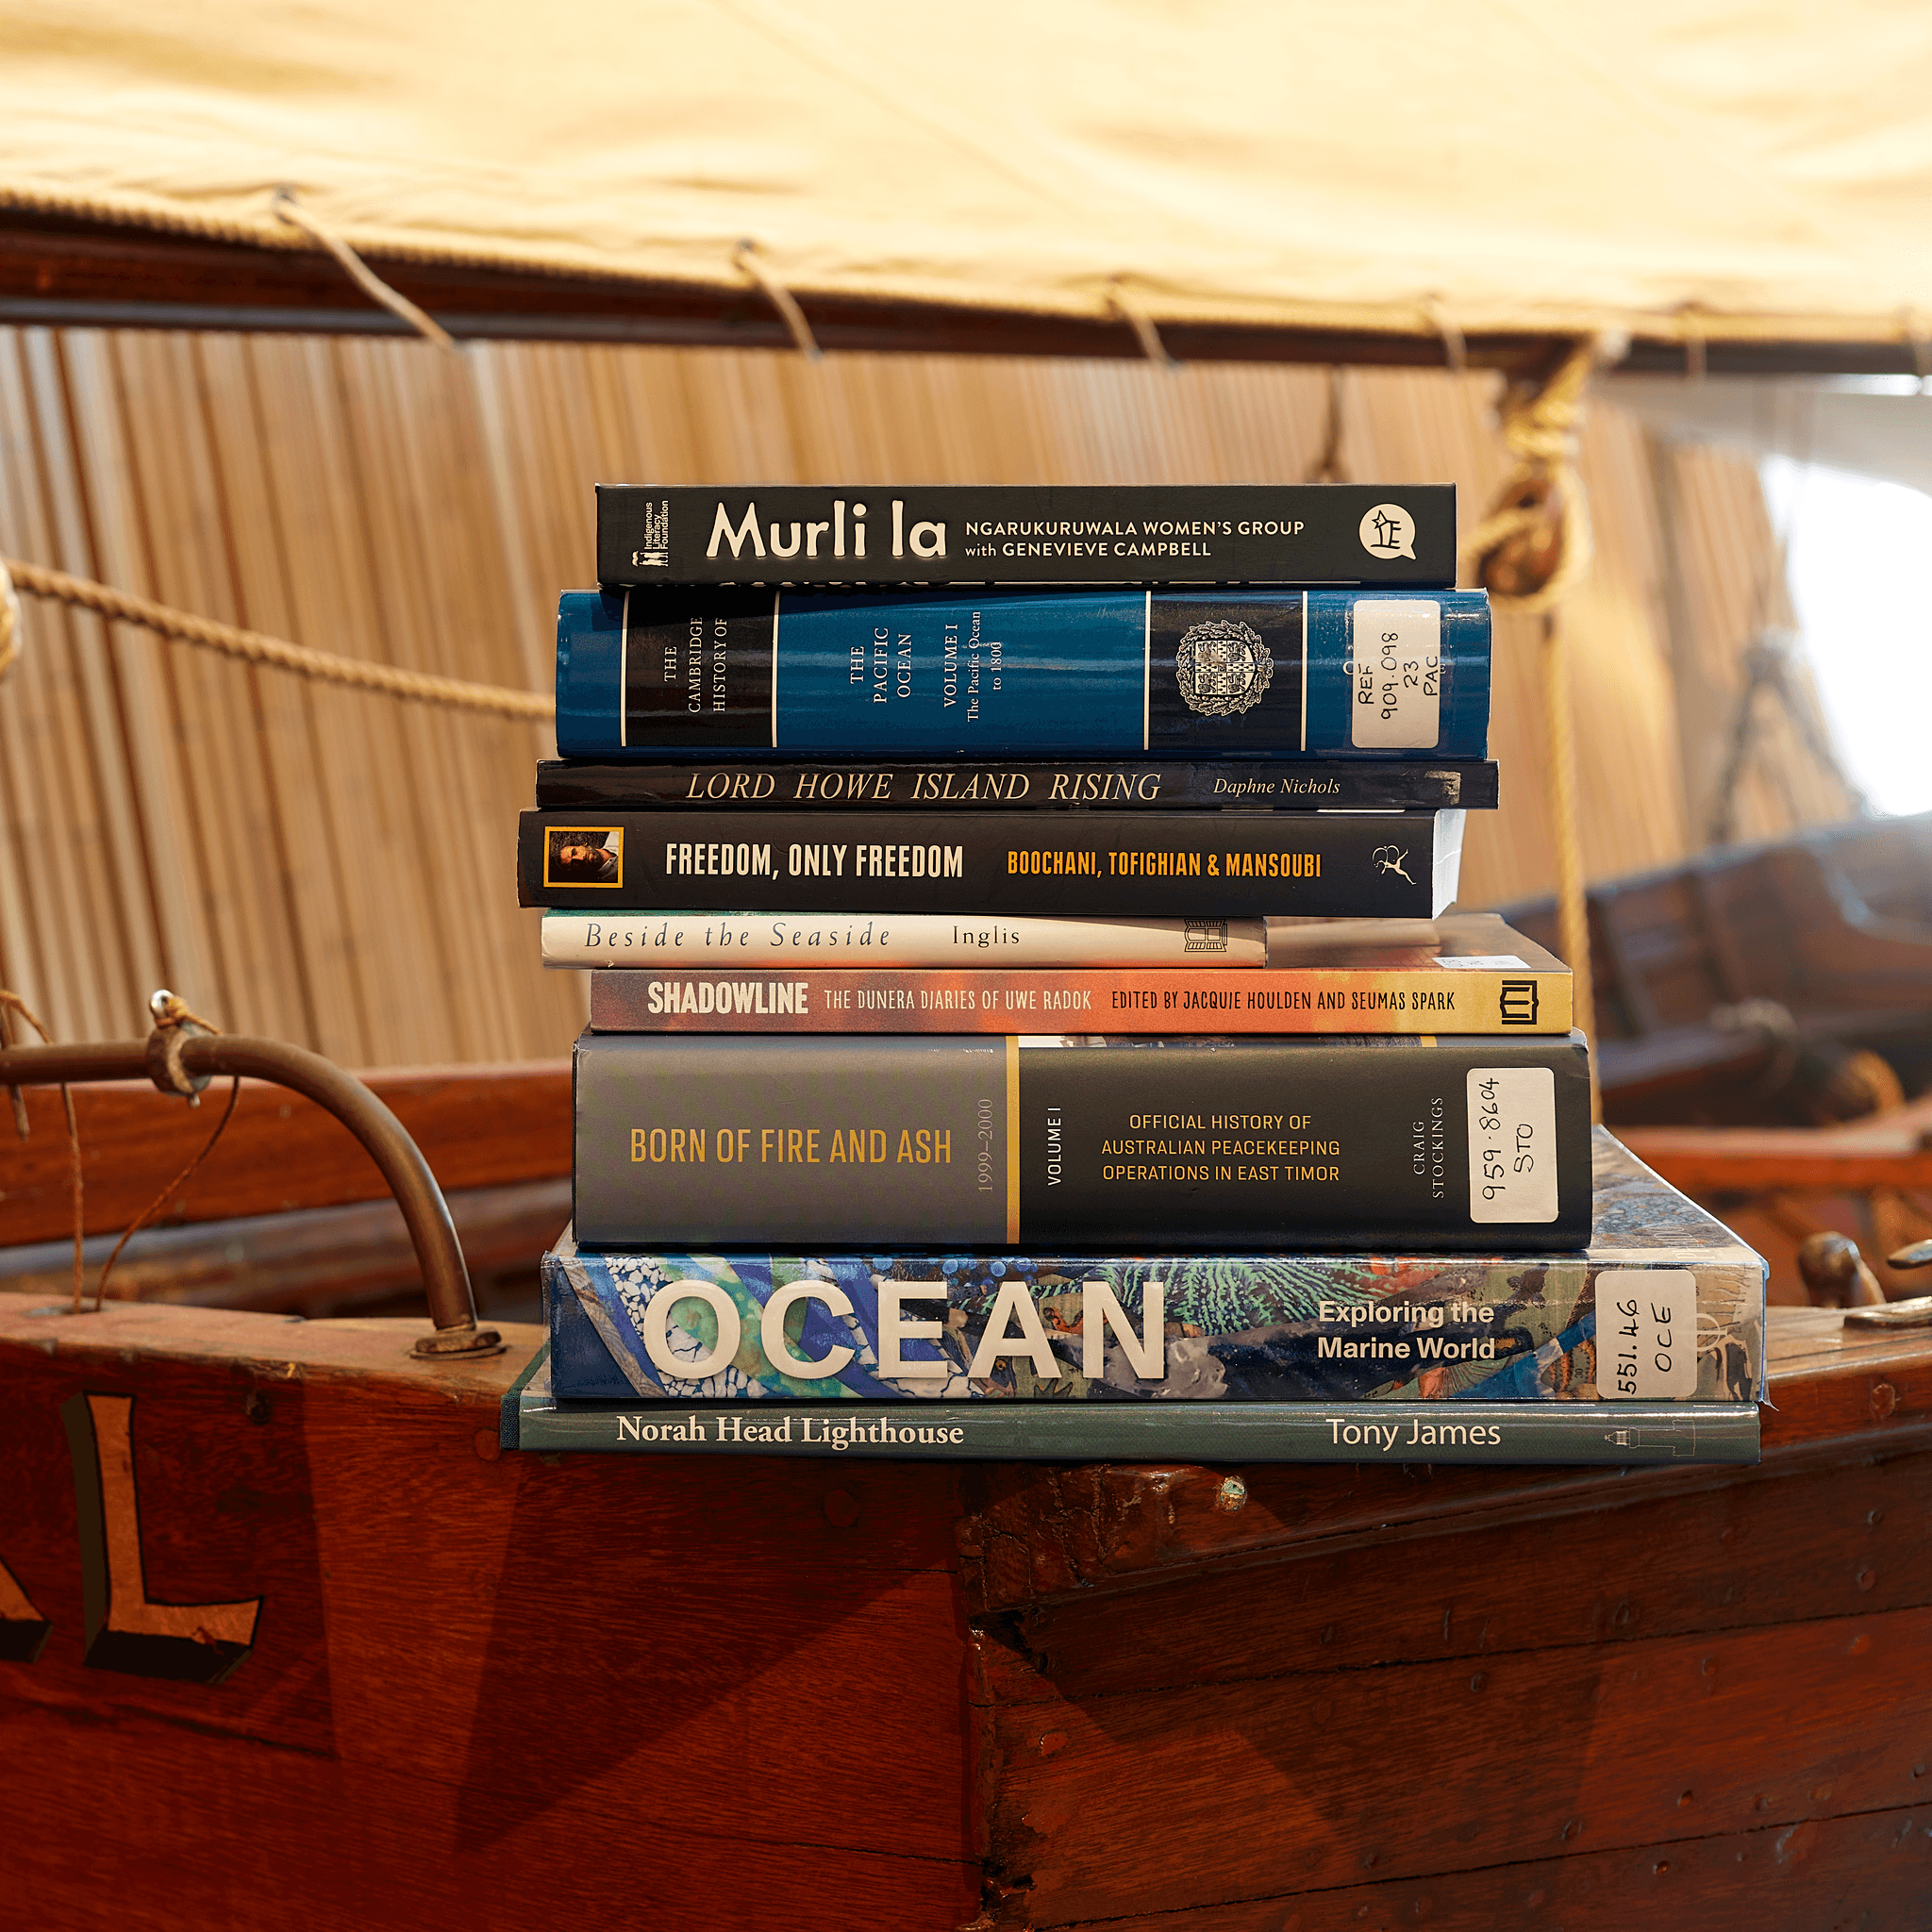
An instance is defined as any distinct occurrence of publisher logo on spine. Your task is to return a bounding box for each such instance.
[1174,619,1273,717]
[1358,502,1416,561]
[631,498,672,569]
[1498,980,1540,1026]
[1183,920,1230,954]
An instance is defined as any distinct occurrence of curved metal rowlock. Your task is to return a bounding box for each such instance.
[0,1012,501,1358]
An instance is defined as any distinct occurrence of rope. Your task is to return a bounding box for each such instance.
[1304,368,1348,484]
[734,241,823,360]
[273,190,458,352]
[0,556,18,685]
[1539,611,1596,1121]
[1461,334,1625,1122]
[1108,281,1179,371]
[1707,629,1871,845]
[95,992,241,1309]
[1459,335,1619,617]
[1420,296,1468,377]
[1,991,84,1313]
[1904,308,1932,388]
[2,558,553,721]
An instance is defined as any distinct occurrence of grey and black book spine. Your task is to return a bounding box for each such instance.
[534,758,1500,813]
[573,1029,1594,1253]
[596,483,1456,586]
[503,1363,1759,1466]
[519,808,1464,917]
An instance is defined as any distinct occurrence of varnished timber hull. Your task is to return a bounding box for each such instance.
[0,1293,1928,1930]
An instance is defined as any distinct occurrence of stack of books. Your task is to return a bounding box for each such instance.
[507,484,1765,1465]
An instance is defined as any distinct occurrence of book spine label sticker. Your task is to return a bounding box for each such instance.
[1466,1067,1559,1223]
[1349,599,1441,748]
[1598,1268,1699,1399]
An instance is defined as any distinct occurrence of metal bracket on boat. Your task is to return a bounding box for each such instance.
[142,989,215,1101]
[1842,1240,1932,1330]
[0,1032,503,1359]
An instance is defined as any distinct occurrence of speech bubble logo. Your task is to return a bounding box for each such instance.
[1359,503,1416,561]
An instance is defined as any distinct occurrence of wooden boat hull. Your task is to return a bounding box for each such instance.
[1501,813,1932,1125]
[2,1293,1927,1929]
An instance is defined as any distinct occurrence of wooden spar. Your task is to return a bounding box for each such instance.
[4,210,1930,375]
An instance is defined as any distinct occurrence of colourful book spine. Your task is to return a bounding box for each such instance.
[554,586,1490,758]
[594,483,1458,587]
[572,1030,1594,1253]
[581,961,1569,1035]
[543,1130,1764,1409]
[517,807,1465,916]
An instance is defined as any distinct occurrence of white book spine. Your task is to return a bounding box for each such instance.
[542,911,1268,968]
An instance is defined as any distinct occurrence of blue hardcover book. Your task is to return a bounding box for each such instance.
[555,585,1490,759]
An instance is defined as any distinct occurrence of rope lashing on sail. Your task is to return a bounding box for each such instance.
[1107,280,1180,370]
[1461,333,1626,1121]
[272,188,459,352]
[735,241,824,360]
[0,558,553,721]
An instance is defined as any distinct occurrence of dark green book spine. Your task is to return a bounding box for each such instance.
[573,1030,1593,1253]
[504,1363,1759,1467]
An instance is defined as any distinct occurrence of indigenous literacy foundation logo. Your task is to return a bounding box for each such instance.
[631,498,671,569]
[1359,502,1416,560]
[1174,619,1273,718]
[545,826,625,888]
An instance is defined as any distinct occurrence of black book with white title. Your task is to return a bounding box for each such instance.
[534,757,1500,814]
[518,807,1465,918]
[596,484,1456,587]
[573,1029,1594,1254]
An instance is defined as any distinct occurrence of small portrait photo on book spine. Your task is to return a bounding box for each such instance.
[544,825,625,888]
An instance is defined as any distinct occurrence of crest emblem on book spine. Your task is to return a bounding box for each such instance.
[1174,620,1273,717]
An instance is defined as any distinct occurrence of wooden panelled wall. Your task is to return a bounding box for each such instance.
[0,330,1857,1065]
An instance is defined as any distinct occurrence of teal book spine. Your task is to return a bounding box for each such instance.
[555,585,1490,758]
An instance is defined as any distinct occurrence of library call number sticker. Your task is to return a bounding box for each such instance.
[1597,1268,1697,1399]
[1464,1066,1557,1223]
[1349,598,1441,748]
